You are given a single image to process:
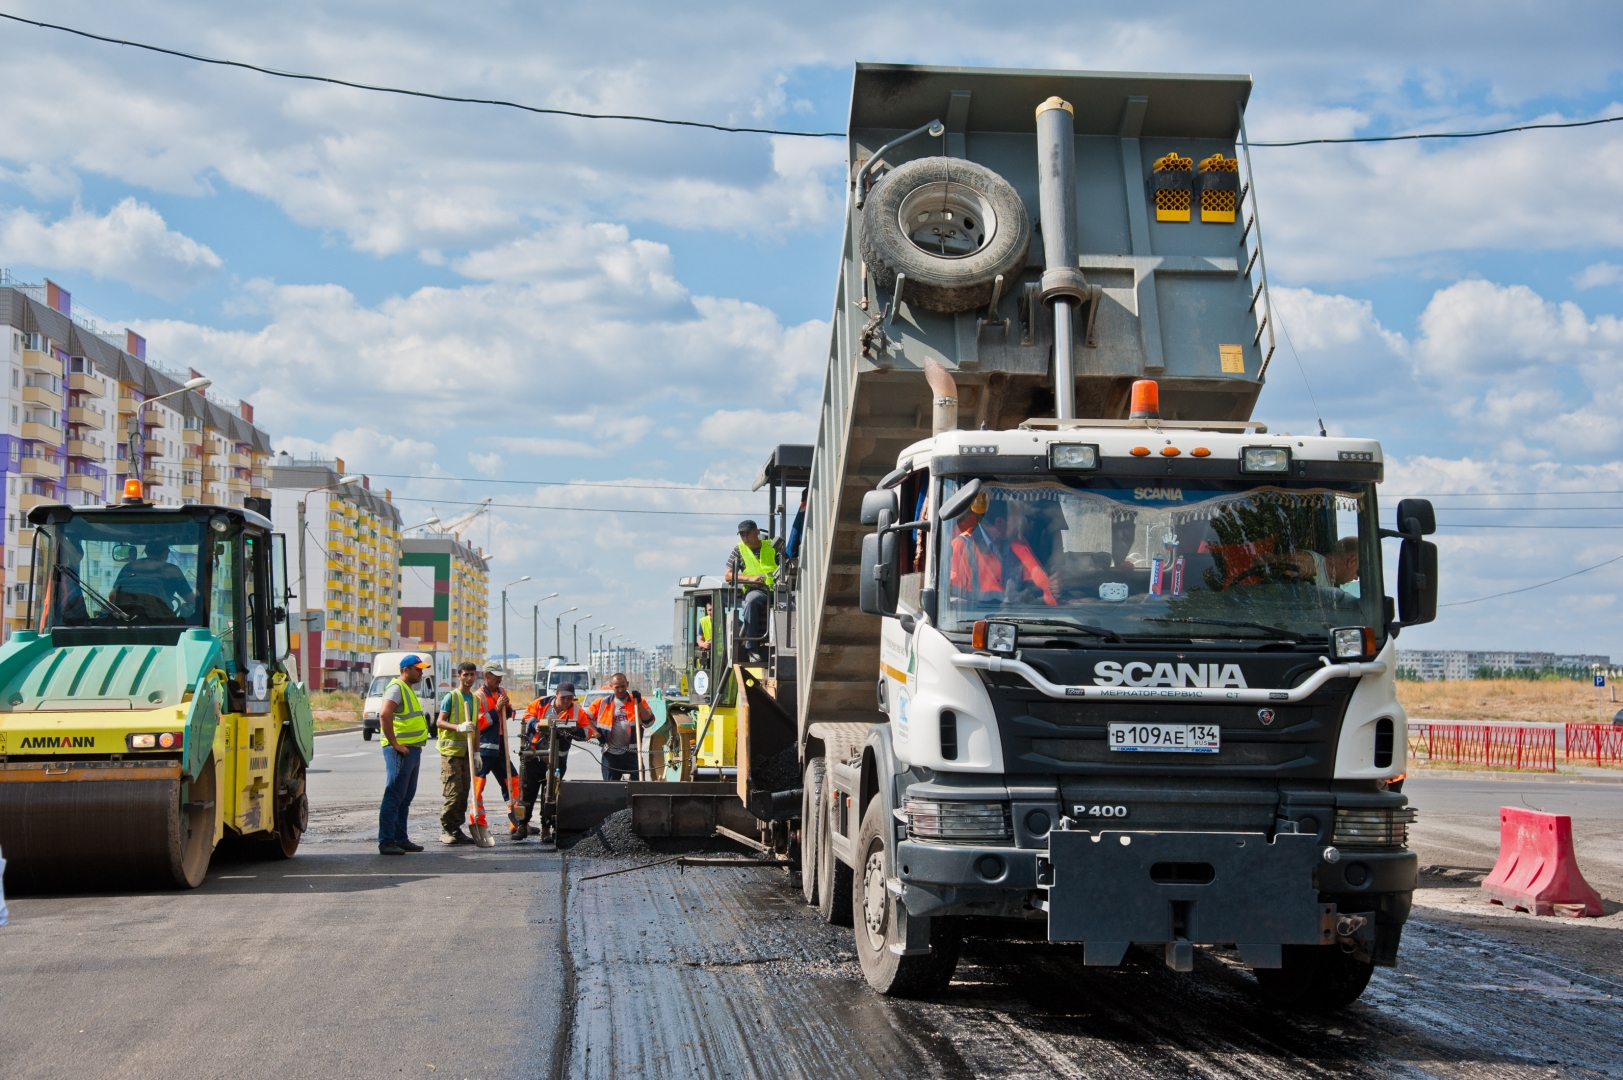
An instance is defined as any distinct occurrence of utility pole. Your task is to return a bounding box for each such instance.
[298,471,360,688]
[572,614,593,664]
[554,606,577,660]
[500,575,530,677]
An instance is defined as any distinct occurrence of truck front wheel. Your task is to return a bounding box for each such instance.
[852,798,960,997]
[800,758,824,906]
[1254,944,1374,1010]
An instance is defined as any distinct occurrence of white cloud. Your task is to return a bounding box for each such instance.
[468,451,504,476]
[0,198,221,297]
[274,427,438,474]
[695,407,816,452]
[1574,261,1623,290]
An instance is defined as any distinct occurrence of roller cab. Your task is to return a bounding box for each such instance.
[0,500,313,891]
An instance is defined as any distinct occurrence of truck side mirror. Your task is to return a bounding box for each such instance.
[860,488,899,526]
[1397,538,1438,626]
[938,478,982,521]
[859,531,899,616]
[1395,498,1435,537]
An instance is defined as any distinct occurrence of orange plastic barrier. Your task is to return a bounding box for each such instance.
[1407,723,1556,772]
[1481,806,1604,917]
[1564,723,1623,766]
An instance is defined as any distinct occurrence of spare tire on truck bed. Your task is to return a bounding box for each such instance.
[860,156,1031,314]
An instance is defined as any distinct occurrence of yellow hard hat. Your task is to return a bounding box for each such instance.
[970,490,989,515]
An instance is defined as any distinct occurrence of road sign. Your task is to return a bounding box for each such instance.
[1597,675,1607,688]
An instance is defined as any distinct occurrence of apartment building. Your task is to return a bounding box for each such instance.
[267,456,402,690]
[399,534,490,667]
[1396,649,1612,681]
[0,275,274,636]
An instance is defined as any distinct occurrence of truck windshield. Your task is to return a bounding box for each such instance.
[41,516,206,628]
[935,477,1382,642]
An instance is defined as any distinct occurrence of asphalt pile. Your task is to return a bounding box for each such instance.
[750,745,801,794]
[560,809,758,860]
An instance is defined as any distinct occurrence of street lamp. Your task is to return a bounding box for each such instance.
[571,613,594,663]
[590,624,611,680]
[123,376,210,505]
[500,575,531,676]
[297,472,362,689]
[553,606,577,658]
[529,591,558,684]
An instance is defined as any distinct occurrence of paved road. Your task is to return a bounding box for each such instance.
[3,744,1622,1079]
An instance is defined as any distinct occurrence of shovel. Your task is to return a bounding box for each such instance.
[467,718,495,848]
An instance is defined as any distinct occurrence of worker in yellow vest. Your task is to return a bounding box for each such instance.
[725,518,778,662]
[377,654,432,855]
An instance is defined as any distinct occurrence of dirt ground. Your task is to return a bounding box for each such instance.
[1398,678,1619,725]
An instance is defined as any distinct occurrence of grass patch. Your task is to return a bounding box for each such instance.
[310,689,363,722]
[1398,678,1619,725]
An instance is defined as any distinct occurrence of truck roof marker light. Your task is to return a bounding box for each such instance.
[1130,446,1151,457]
[122,478,144,503]
[1192,447,1210,457]
[1160,446,1180,457]
[1129,379,1160,420]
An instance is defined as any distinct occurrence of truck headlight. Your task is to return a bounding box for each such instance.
[1048,444,1098,471]
[972,620,1017,654]
[1241,446,1290,473]
[905,800,1012,843]
[1331,626,1376,659]
[1332,806,1415,849]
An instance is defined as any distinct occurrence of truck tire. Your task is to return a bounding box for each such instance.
[1254,945,1375,1010]
[852,798,961,997]
[801,758,825,905]
[860,156,1031,314]
[817,783,853,926]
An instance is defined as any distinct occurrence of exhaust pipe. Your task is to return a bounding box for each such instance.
[924,358,959,435]
[1035,96,1086,421]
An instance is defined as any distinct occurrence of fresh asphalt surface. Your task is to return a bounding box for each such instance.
[1,735,1621,1078]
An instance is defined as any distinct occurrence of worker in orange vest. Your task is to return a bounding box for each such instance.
[472,667,522,838]
[588,672,654,780]
[950,495,1056,606]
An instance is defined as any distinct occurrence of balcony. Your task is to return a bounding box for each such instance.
[65,440,105,461]
[142,469,163,487]
[116,391,141,414]
[19,457,63,479]
[203,465,230,482]
[202,491,228,506]
[66,474,102,494]
[226,475,250,492]
[22,385,63,410]
[182,483,201,500]
[65,406,106,430]
[250,486,271,500]
[17,492,61,512]
[228,452,251,468]
[19,422,63,446]
[182,429,203,446]
[22,350,62,377]
[67,372,107,396]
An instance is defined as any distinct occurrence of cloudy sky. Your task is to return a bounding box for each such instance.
[1,1,1621,661]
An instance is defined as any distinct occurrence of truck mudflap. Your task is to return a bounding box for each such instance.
[1040,829,1330,968]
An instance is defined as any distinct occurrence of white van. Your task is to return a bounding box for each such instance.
[362,651,450,740]
[539,662,592,700]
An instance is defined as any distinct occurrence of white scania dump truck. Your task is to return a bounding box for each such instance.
[788,64,1436,1007]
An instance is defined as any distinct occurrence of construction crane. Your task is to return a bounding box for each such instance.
[427,497,493,539]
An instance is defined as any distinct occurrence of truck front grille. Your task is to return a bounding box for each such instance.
[1332,806,1415,849]
[905,799,1012,844]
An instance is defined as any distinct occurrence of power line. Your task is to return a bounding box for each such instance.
[0,11,842,139]
[1251,113,1623,147]
[1431,523,1623,530]
[360,471,753,492]
[1440,551,1623,608]
[1389,490,1623,497]
[389,495,738,518]
[6,10,1619,151]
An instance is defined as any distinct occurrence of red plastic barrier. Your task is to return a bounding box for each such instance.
[1481,806,1604,917]
[1565,723,1623,766]
[1408,723,1556,772]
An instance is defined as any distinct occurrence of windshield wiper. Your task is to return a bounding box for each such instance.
[58,564,135,623]
[1144,616,1311,643]
[1005,620,1124,643]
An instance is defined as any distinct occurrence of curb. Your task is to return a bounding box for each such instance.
[314,725,363,737]
[1408,767,1623,785]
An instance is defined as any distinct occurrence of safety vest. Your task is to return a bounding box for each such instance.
[387,678,429,746]
[475,688,508,731]
[1009,540,1058,606]
[590,694,643,736]
[526,701,588,747]
[437,689,476,756]
[950,525,1002,597]
[698,613,712,643]
[735,540,778,590]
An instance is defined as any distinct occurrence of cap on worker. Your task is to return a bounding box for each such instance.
[486,666,507,678]
[557,681,575,694]
[737,519,759,533]
[399,654,431,670]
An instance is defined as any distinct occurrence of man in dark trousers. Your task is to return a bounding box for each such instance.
[516,681,590,835]
[589,672,654,780]
[473,667,521,838]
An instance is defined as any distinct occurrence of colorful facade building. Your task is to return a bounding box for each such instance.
[267,456,402,690]
[1,273,274,638]
[399,535,490,667]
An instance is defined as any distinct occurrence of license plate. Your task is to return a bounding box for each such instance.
[1107,722,1220,753]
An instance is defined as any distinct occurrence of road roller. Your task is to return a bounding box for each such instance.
[0,493,313,891]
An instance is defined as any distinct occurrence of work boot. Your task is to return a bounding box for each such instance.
[441,829,474,846]
[399,840,425,852]
[379,842,405,855]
